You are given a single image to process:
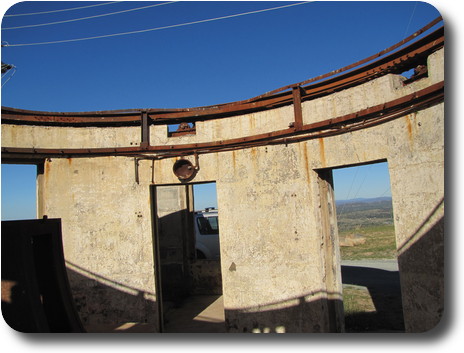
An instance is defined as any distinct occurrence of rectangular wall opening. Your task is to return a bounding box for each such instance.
[151,181,225,333]
[167,122,196,137]
[332,161,405,332]
[1,163,38,221]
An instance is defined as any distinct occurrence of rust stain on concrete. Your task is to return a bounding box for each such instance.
[318,138,326,167]
[300,142,311,185]
[45,160,51,176]
[250,147,258,171]
[249,115,256,131]
[405,115,413,142]
[231,150,236,171]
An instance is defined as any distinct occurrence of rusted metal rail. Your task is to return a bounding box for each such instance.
[248,16,443,100]
[1,18,444,162]
[2,18,443,126]
[1,81,444,161]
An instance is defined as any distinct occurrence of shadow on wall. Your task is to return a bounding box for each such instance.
[65,264,345,333]
[339,198,444,333]
[224,293,343,333]
[53,208,446,333]
[20,221,442,334]
[396,198,444,333]
[223,268,401,333]
[62,261,346,333]
[223,212,443,334]
[2,202,443,333]
[65,262,159,333]
[223,201,444,333]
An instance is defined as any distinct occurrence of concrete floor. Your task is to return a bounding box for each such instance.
[86,322,157,333]
[86,295,226,333]
[163,295,226,333]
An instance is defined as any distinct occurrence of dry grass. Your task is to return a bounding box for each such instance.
[338,224,405,332]
[339,224,397,260]
[343,285,376,315]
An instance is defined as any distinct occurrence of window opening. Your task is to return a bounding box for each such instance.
[167,122,196,137]
[400,62,428,85]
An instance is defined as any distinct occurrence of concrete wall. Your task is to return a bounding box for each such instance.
[37,157,159,330]
[1,48,444,333]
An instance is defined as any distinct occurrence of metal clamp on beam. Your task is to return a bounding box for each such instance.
[292,86,305,131]
[134,158,140,184]
[140,111,150,149]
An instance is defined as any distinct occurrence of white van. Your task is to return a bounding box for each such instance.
[194,208,220,259]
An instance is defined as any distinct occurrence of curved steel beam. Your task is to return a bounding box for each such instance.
[1,18,443,127]
[1,81,444,161]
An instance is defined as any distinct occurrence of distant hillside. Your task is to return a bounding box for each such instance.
[336,196,392,206]
[335,197,393,231]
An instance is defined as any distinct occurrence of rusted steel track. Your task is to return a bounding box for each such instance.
[2,18,443,126]
[1,18,444,161]
[248,16,443,100]
[1,81,444,161]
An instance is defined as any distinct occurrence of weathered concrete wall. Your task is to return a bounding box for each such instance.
[38,157,159,330]
[1,48,444,333]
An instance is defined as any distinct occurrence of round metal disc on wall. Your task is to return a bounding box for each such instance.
[173,159,195,180]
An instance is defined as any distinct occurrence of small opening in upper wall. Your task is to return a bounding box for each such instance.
[401,63,428,85]
[168,122,196,137]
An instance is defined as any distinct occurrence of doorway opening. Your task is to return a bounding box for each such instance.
[331,161,405,332]
[319,160,404,332]
[1,164,38,221]
[151,181,225,333]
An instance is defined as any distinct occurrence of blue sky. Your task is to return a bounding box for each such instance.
[0,1,443,220]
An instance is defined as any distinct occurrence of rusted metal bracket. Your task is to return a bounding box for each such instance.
[291,86,305,131]
[134,155,163,184]
[140,111,150,149]
[134,158,140,184]
[151,159,155,184]
[194,151,200,172]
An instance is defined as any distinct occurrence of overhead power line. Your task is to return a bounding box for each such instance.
[403,1,418,37]
[1,65,17,88]
[3,1,119,17]
[2,1,310,47]
[3,2,178,30]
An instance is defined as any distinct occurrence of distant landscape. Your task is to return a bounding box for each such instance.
[335,197,404,332]
[335,197,396,260]
[335,197,393,232]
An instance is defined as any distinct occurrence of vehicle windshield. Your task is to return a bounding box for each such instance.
[197,216,219,235]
